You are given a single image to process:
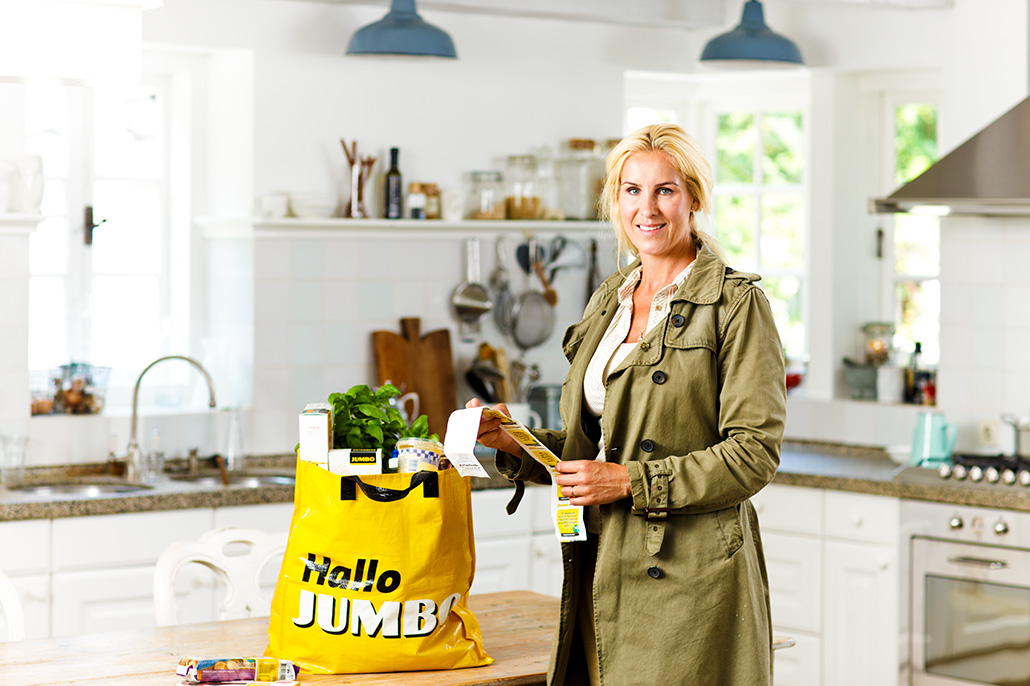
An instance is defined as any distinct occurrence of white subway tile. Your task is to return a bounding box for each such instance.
[358,280,393,321]
[287,279,324,323]
[289,366,324,412]
[254,279,291,324]
[289,239,325,280]
[68,415,114,464]
[321,279,360,322]
[254,323,290,366]
[251,409,293,456]
[252,366,290,412]
[255,239,292,279]
[289,324,323,366]
[27,416,71,466]
[323,324,357,366]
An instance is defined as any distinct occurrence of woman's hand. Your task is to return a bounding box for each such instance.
[464,398,523,456]
[553,460,632,506]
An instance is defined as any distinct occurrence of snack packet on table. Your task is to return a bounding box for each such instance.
[176,656,299,684]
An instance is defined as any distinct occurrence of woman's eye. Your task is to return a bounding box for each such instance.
[658,187,673,195]
[625,187,639,195]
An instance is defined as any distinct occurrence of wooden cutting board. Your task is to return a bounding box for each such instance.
[371,318,457,439]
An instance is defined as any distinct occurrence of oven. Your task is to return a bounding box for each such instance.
[903,500,1030,686]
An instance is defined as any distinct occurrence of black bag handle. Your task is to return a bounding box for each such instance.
[340,470,439,502]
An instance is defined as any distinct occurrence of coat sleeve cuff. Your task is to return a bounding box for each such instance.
[495,450,551,485]
[627,461,647,511]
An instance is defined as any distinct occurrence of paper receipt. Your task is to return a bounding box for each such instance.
[445,407,585,542]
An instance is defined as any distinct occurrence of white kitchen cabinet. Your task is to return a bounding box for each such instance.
[51,565,215,637]
[763,531,822,633]
[470,485,562,596]
[50,508,215,636]
[772,632,822,686]
[753,484,824,685]
[0,519,51,639]
[754,484,901,686]
[529,532,562,597]
[822,492,899,686]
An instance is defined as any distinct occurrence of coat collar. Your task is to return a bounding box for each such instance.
[596,246,727,308]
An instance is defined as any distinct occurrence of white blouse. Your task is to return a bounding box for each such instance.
[581,262,694,460]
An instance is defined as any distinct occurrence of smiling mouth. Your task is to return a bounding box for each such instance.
[637,223,666,232]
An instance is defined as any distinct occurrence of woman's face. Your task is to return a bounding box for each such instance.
[618,151,697,264]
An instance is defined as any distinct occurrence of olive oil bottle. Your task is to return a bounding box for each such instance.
[384,147,403,219]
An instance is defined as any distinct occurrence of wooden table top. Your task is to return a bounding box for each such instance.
[6,591,558,686]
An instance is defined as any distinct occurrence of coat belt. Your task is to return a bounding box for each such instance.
[642,462,672,556]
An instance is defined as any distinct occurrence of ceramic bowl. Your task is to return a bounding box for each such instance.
[886,444,911,465]
[288,193,338,218]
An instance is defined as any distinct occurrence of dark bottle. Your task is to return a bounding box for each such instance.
[906,341,923,404]
[384,147,403,219]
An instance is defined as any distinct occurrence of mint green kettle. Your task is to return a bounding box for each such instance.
[910,411,957,467]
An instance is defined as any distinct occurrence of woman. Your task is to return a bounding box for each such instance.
[469,123,786,686]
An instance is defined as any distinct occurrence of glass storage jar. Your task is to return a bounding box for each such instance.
[465,171,505,220]
[504,155,541,220]
[557,139,603,220]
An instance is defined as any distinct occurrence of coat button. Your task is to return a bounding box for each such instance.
[639,341,650,351]
[652,371,667,384]
[671,314,685,327]
[640,439,655,452]
[647,566,663,579]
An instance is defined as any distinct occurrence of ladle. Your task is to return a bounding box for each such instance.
[451,238,493,343]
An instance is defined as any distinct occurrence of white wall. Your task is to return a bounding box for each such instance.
[4,0,1030,463]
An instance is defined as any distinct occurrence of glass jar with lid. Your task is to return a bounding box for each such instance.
[557,139,603,220]
[465,171,505,220]
[504,155,541,220]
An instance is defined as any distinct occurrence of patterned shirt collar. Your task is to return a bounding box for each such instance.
[615,262,695,306]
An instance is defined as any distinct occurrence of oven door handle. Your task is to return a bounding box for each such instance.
[947,555,1010,570]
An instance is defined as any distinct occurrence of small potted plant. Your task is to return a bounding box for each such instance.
[327,384,439,472]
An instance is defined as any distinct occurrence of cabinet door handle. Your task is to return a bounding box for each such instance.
[947,555,1009,570]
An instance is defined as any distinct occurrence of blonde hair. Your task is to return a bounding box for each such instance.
[598,123,721,261]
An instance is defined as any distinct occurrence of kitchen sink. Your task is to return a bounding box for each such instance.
[169,471,295,488]
[6,480,156,497]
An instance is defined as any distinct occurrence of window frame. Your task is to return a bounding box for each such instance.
[877,87,941,366]
[623,71,811,363]
[26,63,195,410]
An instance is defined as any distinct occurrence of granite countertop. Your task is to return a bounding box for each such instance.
[2,442,1027,522]
[0,455,512,522]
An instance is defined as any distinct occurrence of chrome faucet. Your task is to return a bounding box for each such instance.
[123,355,217,481]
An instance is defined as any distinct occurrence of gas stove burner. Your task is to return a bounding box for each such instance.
[938,452,1030,486]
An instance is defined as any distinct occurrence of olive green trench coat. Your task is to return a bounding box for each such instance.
[496,247,787,686]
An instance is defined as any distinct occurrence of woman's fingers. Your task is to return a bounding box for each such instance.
[552,460,631,505]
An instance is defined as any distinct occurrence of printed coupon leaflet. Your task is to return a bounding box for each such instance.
[443,407,585,542]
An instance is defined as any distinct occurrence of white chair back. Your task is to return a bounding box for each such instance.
[0,569,25,641]
[153,527,286,627]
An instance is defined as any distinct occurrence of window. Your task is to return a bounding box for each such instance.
[712,109,806,362]
[884,100,940,366]
[622,75,809,366]
[26,73,192,409]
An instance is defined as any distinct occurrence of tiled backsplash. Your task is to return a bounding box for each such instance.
[11,215,1030,466]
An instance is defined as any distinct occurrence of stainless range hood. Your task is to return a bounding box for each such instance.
[870,96,1030,217]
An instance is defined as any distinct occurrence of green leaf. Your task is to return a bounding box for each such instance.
[366,423,384,443]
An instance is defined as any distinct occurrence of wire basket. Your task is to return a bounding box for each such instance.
[30,363,111,415]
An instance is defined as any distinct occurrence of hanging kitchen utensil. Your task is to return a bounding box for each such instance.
[450,238,493,343]
[532,259,559,306]
[586,238,603,306]
[515,240,546,276]
[490,236,516,335]
[511,238,555,354]
[547,237,587,283]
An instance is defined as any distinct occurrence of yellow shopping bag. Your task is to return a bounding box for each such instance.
[266,461,492,674]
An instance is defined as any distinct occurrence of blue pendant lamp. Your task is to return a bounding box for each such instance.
[346,0,457,59]
[700,1,802,68]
